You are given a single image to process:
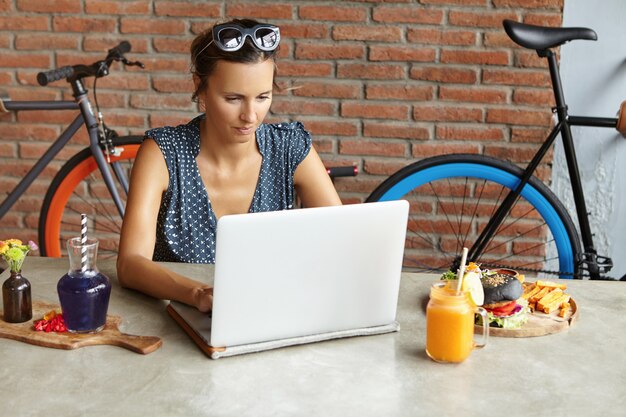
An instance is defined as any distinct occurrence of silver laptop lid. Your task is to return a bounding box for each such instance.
[210,200,409,347]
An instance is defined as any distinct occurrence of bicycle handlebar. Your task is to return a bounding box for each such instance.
[36,41,137,86]
[327,166,358,178]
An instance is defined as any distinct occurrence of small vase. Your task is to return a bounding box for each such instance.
[57,237,111,333]
[2,270,33,323]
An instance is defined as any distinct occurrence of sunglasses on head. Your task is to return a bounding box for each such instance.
[211,23,281,52]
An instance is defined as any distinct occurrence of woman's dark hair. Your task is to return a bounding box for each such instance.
[190,18,280,102]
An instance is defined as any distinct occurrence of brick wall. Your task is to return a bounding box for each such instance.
[0,0,563,245]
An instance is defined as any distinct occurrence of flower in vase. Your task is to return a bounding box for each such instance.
[0,239,38,273]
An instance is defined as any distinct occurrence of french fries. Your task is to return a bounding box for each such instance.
[522,280,573,316]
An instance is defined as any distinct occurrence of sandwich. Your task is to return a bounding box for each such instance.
[479,271,529,329]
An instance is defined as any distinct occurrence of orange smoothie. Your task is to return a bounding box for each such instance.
[426,283,475,363]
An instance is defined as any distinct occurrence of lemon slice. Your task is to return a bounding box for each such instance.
[462,271,484,306]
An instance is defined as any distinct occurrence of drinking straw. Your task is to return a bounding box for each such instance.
[80,213,88,273]
[455,247,469,294]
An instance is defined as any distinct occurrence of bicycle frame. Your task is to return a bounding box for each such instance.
[0,80,128,222]
[470,50,616,279]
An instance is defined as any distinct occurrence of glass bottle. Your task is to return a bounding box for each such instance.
[57,237,111,333]
[2,270,32,323]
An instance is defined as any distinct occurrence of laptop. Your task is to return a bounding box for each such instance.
[167,200,409,358]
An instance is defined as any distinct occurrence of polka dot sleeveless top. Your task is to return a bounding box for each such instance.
[145,114,312,264]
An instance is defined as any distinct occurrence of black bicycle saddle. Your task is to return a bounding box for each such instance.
[503,19,597,51]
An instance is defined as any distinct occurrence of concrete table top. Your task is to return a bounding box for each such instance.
[1,257,625,417]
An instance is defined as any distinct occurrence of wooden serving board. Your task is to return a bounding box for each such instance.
[0,300,162,354]
[475,298,579,338]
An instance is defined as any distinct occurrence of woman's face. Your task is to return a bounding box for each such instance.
[198,59,275,144]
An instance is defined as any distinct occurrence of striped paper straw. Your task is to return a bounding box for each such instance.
[80,213,88,273]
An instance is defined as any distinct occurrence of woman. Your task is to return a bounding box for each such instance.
[117,19,342,312]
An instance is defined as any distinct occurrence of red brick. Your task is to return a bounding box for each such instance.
[373,7,444,24]
[515,50,548,69]
[0,142,16,157]
[83,37,150,54]
[340,140,407,157]
[152,75,194,94]
[0,16,49,31]
[410,66,477,84]
[130,94,195,111]
[483,32,517,48]
[333,26,402,42]
[441,50,509,66]
[413,105,483,122]
[53,16,117,33]
[366,84,433,101]
[226,3,293,19]
[341,102,409,120]
[301,120,358,137]
[313,139,334,154]
[17,0,81,13]
[271,100,336,117]
[148,113,193,129]
[55,51,102,67]
[85,0,150,14]
[484,145,543,163]
[132,57,189,72]
[0,52,50,69]
[364,121,430,140]
[523,14,562,27]
[492,0,561,8]
[280,23,329,39]
[120,18,185,35]
[299,5,367,22]
[97,73,150,91]
[369,46,436,62]
[337,63,405,80]
[511,127,552,143]
[15,34,78,50]
[153,38,192,54]
[277,62,333,77]
[486,108,551,126]
[104,112,146,128]
[482,69,550,87]
[407,28,476,46]
[448,11,518,28]
[412,143,480,158]
[292,82,361,99]
[0,0,12,12]
[155,1,220,17]
[295,43,365,60]
[363,159,408,176]
[439,86,507,104]
[436,125,504,141]
[0,123,59,141]
[513,88,554,106]
[420,0,486,4]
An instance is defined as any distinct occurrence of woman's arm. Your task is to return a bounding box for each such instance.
[293,146,343,207]
[116,139,213,312]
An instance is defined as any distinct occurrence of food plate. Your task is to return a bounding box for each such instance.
[474,284,579,338]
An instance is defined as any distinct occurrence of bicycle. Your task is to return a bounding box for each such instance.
[364,19,626,281]
[0,41,144,258]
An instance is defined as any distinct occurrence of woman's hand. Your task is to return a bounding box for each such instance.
[194,286,214,313]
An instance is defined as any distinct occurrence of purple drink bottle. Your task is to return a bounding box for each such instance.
[57,237,111,333]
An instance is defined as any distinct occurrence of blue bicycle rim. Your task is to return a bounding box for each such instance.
[376,163,575,276]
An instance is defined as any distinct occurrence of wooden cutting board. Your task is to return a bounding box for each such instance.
[0,300,162,354]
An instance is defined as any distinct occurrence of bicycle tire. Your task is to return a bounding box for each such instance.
[365,154,582,278]
[38,136,142,258]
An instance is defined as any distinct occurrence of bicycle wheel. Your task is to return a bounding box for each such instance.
[366,154,581,278]
[39,136,142,258]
